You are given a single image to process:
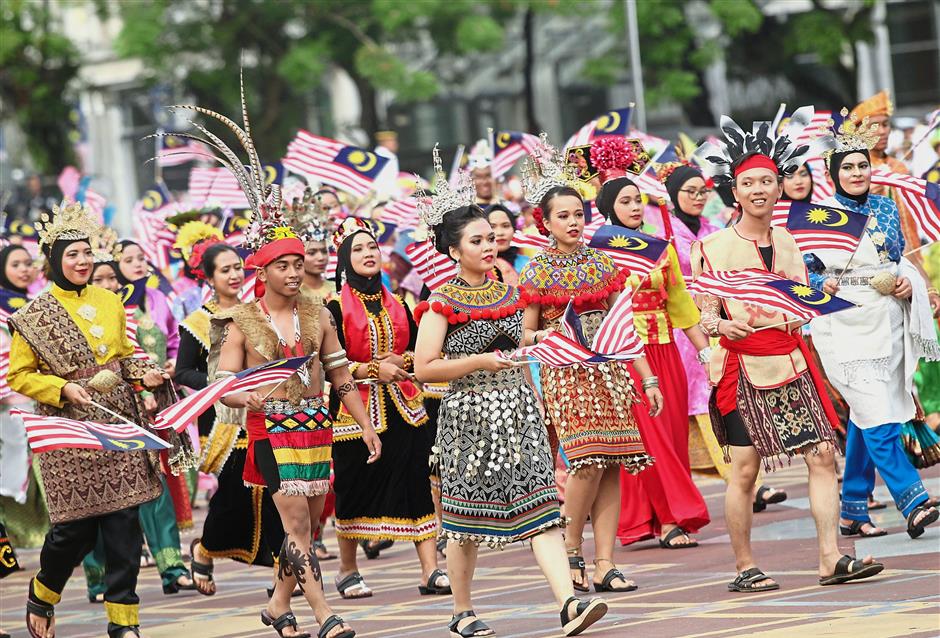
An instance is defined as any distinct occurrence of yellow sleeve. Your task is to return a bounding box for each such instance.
[664,244,700,330]
[8,331,68,408]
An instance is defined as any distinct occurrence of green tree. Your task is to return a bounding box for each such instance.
[0,0,80,173]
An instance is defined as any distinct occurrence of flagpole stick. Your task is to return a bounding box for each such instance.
[259,378,289,401]
[88,400,140,427]
[901,119,939,163]
[155,128,163,184]
[903,243,932,257]
[751,320,796,332]
[835,213,872,284]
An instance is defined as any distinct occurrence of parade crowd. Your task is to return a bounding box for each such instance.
[1,86,939,638]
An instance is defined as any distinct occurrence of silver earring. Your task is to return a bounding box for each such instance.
[549,234,557,248]
[454,260,462,275]
[341,271,347,286]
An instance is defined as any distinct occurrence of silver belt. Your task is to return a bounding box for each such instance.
[263,395,323,414]
[837,275,878,287]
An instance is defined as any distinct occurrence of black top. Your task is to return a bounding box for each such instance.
[758,244,774,271]
[175,327,214,436]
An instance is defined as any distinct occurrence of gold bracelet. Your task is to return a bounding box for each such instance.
[402,352,414,372]
[367,360,380,379]
[928,287,939,296]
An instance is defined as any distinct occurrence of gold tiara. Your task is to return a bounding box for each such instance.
[35,201,100,250]
[822,107,880,162]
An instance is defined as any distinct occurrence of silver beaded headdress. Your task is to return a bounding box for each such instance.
[520,133,581,205]
[414,144,475,234]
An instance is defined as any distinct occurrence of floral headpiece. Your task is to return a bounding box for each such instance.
[173,220,224,278]
[35,201,100,251]
[822,107,880,164]
[589,136,651,183]
[331,216,375,251]
[414,144,476,235]
[521,133,581,205]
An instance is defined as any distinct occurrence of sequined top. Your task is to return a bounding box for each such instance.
[627,244,700,345]
[8,284,136,407]
[519,244,623,322]
[428,278,523,356]
[806,193,903,290]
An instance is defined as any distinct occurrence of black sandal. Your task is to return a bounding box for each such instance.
[107,624,141,638]
[261,610,312,638]
[359,539,393,560]
[568,554,590,593]
[658,526,699,549]
[727,567,780,592]
[317,614,354,638]
[753,486,788,513]
[907,504,939,539]
[448,610,493,638]
[313,540,336,561]
[26,598,54,638]
[190,539,216,596]
[335,571,372,599]
[560,596,608,637]
[436,536,448,557]
[418,568,452,595]
[593,567,637,593]
[819,555,884,586]
[839,520,887,538]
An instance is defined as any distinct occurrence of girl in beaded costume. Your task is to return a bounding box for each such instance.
[413,148,609,638]
[518,137,662,595]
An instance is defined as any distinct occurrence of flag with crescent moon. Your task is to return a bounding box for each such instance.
[283,130,390,197]
[490,130,541,178]
[689,269,855,322]
[157,134,210,167]
[771,201,868,253]
[587,226,669,280]
[132,182,177,270]
[13,409,172,454]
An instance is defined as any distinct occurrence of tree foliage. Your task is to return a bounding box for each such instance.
[0,0,79,173]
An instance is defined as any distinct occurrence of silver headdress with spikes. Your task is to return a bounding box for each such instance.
[284,187,330,243]
[520,133,581,205]
[153,70,296,253]
[692,106,836,187]
[414,144,475,233]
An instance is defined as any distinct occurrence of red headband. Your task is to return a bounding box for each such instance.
[733,154,778,177]
[244,237,305,298]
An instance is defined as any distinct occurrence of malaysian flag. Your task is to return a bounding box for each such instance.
[590,288,645,357]
[188,167,251,209]
[123,307,149,360]
[509,216,607,252]
[689,269,855,322]
[588,226,669,280]
[404,241,457,291]
[13,409,171,454]
[871,168,940,243]
[564,106,635,149]
[77,179,107,223]
[0,352,10,400]
[157,134,210,166]
[381,198,421,229]
[153,355,312,432]
[771,200,868,253]
[133,182,177,270]
[283,131,389,197]
[491,131,541,178]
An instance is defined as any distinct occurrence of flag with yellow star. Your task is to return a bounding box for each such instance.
[772,201,868,254]
[587,225,669,279]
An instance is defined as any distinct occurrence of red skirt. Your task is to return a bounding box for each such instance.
[618,342,710,544]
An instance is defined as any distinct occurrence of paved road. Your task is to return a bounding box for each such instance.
[2,465,938,638]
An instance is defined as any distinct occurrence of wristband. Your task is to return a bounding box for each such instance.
[367,360,380,379]
[402,352,414,372]
[641,375,659,390]
[697,347,712,365]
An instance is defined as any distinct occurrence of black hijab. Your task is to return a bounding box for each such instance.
[0,245,30,295]
[828,149,870,206]
[335,230,382,295]
[596,177,638,228]
[665,165,705,235]
[486,203,519,263]
[781,166,815,204]
[114,239,149,309]
[45,239,90,293]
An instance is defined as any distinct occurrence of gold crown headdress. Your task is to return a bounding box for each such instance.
[414,144,475,232]
[822,107,880,163]
[154,69,296,253]
[284,187,331,243]
[91,226,118,264]
[34,201,101,251]
[521,133,581,205]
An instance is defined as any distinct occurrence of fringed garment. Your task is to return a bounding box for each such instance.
[427,278,563,548]
[520,245,650,473]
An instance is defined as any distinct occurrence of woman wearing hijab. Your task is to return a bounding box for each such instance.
[486,203,529,285]
[326,217,449,600]
[0,245,50,556]
[808,117,940,540]
[591,141,711,550]
[101,239,196,595]
[8,202,172,638]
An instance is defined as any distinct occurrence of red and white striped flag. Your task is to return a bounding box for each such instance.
[509,217,607,252]
[689,269,855,321]
[0,350,10,401]
[188,167,251,209]
[157,134,210,167]
[153,355,312,432]
[132,184,177,270]
[871,168,940,243]
[282,131,389,197]
[404,241,457,291]
[123,308,149,360]
[491,131,542,178]
[82,188,107,222]
[792,109,836,200]
[381,198,421,229]
[13,409,171,454]
[770,200,868,253]
[590,289,645,357]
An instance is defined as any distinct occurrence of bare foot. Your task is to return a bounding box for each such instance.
[27,611,55,638]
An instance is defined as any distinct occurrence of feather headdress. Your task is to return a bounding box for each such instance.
[692,106,836,187]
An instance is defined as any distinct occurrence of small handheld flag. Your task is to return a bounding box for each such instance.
[13,409,171,454]
[771,201,869,253]
[587,226,669,279]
